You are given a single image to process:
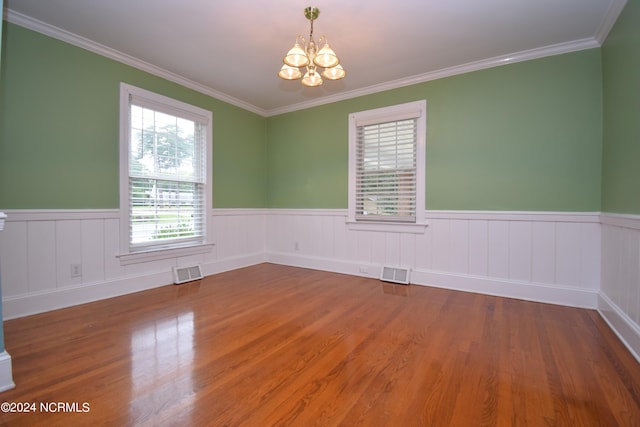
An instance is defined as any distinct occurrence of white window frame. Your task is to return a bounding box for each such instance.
[348,100,427,233]
[118,83,213,265]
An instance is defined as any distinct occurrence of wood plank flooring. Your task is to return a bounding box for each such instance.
[0,263,639,426]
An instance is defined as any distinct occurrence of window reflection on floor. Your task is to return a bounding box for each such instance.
[129,311,195,423]
[381,282,410,297]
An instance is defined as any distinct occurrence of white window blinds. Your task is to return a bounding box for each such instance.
[127,95,207,251]
[355,118,418,222]
[348,100,426,228]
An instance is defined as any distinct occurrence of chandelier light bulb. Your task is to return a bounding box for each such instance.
[302,68,323,87]
[283,40,309,67]
[314,38,339,68]
[322,64,346,80]
[278,64,303,80]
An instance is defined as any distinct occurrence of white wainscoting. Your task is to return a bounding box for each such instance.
[8,208,640,359]
[3,208,638,361]
[266,209,601,309]
[0,209,267,319]
[600,213,640,361]
[0,209,602,317]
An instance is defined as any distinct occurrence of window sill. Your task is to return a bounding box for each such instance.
[117,243,215,266]
[346,221,429,234]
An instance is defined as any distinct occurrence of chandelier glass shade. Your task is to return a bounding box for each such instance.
[278,7,346,87]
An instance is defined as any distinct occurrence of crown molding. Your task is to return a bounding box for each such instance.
[3,9,269,117]
[4,5,620,118]
[594,0,628,44]
[265,38,601,116]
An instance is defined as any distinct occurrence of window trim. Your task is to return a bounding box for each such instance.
[347,100,427,232]
[118,83,213,263]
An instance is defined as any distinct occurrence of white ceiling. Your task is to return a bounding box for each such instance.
[3,0,627,116]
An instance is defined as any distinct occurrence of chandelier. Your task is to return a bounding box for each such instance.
[278,6,346,87]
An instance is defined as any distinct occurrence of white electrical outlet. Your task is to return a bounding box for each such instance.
[71,264,82,278]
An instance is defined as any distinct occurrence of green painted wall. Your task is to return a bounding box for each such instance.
[268,49,603,211]
[0,22,268,209]
[602,0,640,215]
[0,20,610,213]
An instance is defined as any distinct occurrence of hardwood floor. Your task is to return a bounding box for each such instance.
[0,263,638,426]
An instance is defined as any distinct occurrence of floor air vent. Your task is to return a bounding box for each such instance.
[173,265,203,284]
[380,266,411,285]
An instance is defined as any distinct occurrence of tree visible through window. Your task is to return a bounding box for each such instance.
[119,83,212,256]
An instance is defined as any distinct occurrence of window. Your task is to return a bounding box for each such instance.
[119,83,212,262]
[348,100,427,231]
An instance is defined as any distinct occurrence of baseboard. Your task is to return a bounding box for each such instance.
[203,252,267,276]
[267,252,598,309]
[2,252,266,320]
[411,269,598,309]
[267,252,388,280]
[2,271,175,320]
[2,248,598,318]
[0,351,15,392]
[598,293,640,363]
